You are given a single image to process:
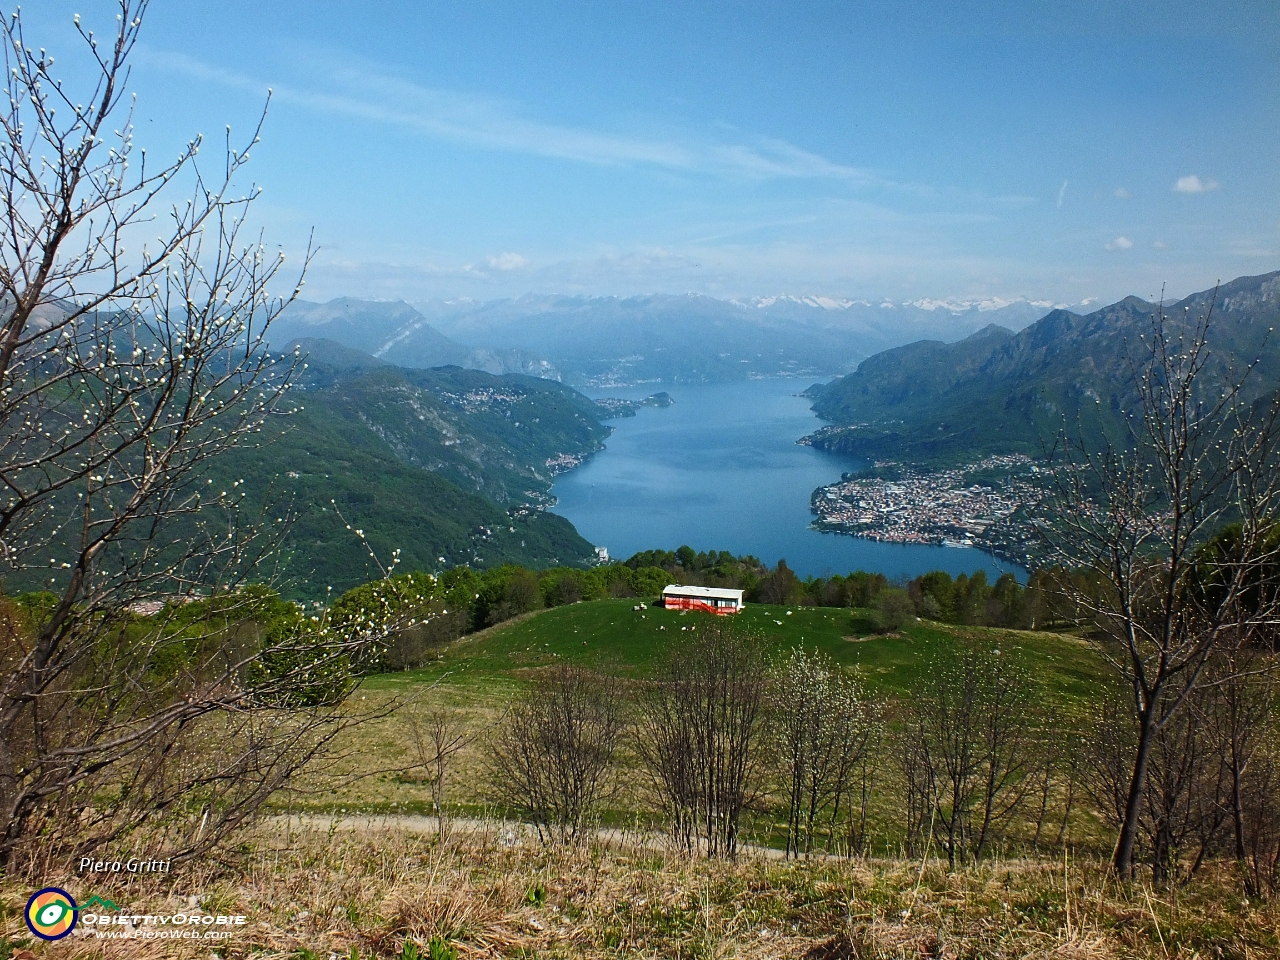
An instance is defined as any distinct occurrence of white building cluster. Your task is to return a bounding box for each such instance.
[810,455,1040,550]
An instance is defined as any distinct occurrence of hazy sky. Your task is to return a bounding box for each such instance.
[27,0,1280,305]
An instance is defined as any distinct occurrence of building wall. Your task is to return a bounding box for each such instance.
[662,596,741,615]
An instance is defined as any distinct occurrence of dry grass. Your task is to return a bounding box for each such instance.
[286,685,505,816]
[5,820,1277,959]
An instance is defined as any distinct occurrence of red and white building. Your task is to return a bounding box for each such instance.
[660,584,745,615]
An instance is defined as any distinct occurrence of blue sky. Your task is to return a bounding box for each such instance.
[27,0,1280,306]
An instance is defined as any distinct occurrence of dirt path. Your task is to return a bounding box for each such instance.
[269,813,793,860]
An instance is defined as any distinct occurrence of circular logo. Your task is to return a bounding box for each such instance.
[25,887,78,941]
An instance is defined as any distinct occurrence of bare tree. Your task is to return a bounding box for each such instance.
[1078,693,1136,841]
[1213,656,1276,894]
[770,648,878,858]
[1148,693,1230,884]
[0,2,411,873]
[1235,720,1280,898]
[636,619,768,858]
[1043,294,1280,879]
[899,724,935,860]
[406,706,475,839]
[1082,682,1231,885]
[901,646,1036,867]
[1027,720,1081,853]
[486,666,622,842]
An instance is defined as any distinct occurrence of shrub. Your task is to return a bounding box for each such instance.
[872,588,914,632]
[486,666,623,841]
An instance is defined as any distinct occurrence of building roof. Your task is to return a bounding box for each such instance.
[661,584,745,601]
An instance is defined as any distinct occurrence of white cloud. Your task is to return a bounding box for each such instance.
[1056,180,1068,208]
[485,252,529,271]
[1105,236,1134,251]
[1113,187,1131,199]
[1173,174,1219,194]
[142,49,881,185]
[1153,240,1168,249]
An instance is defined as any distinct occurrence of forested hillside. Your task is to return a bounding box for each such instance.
[7,344,614,600]
[293,341,611,505]
[205,351,618,595]
[206,401,596,599]
[807,271,1280,463]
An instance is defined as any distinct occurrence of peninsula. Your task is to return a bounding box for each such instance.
[808,454,1042,567]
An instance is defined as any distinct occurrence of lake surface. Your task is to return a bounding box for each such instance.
[551,379,1023,582]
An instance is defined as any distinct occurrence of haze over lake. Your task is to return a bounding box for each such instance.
[552,379,1024,582]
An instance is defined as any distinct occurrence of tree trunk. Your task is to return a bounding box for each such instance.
[1114,708,1156,879]
[1231,763,1247,860]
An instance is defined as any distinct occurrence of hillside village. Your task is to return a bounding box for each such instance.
[809,454,1042,563]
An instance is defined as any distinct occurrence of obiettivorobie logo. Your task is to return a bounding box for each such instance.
[25,887,76,940]
[25,888,118,941]
[25,885,246,941]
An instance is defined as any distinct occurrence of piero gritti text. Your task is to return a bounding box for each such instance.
[79,856,172,874]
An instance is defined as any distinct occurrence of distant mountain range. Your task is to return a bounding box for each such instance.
[271,298,556,378]
[272,293,1067,386]
[805,271,1280,464]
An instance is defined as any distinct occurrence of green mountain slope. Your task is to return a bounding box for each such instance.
[807,272,1280,464]
[369,598,1106,713]
[8,345,607,600]
[207,402,595,599]
[294,346,610,506]
[206,352,613,595]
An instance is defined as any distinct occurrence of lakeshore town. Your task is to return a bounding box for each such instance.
[809,454,1043,566]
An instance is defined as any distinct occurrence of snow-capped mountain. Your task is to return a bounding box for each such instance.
[272,291,1076,386]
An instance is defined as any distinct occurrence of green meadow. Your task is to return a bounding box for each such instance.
[305,597,1111,850]
[366,597,1108,715]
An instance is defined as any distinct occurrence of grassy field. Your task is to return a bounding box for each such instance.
[6,604,1259,958]
[365,598,1108,711]
[291,599,1110,834]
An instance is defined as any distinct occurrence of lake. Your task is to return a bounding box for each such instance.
[551,379,1024,582]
